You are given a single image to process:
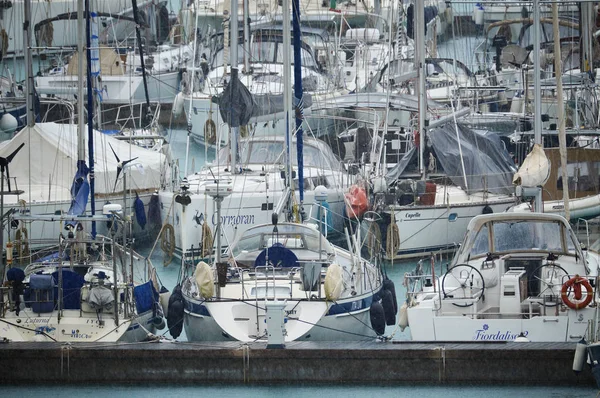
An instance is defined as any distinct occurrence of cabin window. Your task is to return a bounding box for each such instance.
[470,224,489,257]
[492,221,563,253]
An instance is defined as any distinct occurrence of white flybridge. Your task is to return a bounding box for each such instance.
[0,122,166,245]
[403,212,600,342]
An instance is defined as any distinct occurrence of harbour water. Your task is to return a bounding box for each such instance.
[2,384,597,397]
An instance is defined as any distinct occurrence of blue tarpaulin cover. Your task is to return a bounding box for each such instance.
[134,280,158,314]
[52,270,85,310]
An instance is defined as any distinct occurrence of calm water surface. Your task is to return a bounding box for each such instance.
[2,385,597,397]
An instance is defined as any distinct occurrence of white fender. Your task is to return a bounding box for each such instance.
[159,290,171,318]
[172,92,185,117]
[399,301,409,331]
[573,338,588,373]
[324,263,343,301]
[194,261,215,299]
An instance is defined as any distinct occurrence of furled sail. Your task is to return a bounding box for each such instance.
[512,144,551,187]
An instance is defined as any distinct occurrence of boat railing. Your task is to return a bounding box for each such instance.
[404,272,444,311]
[576,218,591,250]
[241,261,327,300]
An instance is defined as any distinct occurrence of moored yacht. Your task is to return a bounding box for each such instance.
[159,135,354,259]
[403,212,600,342]
[180,218,388,342]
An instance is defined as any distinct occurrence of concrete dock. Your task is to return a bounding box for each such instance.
[0,340,595,385]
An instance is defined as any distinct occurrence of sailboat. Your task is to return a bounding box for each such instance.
[175,0,387,343]
[0,0,168,247]
[159,0,358,259]
[344,0,516,259]
[0,0,166,343]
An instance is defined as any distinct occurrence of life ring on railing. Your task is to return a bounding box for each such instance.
[204,119,216,145]
[561,275,593,310]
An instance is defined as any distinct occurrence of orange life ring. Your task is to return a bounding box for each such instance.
[561,275,593,310]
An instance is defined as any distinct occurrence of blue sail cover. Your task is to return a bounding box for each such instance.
[134,280,159,314]
[133,192,147,229]
[67,159,90,217]
[52,270,85,310]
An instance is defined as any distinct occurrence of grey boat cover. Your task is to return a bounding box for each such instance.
[386,123,516,195]
[212,68,255,127]
[212,70,313,123]
[88,286,114,310]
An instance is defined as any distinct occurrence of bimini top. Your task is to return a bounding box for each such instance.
[453,212,585,266]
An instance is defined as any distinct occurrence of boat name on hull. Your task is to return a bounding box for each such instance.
[212,214,255,226]
[474,325,528,341]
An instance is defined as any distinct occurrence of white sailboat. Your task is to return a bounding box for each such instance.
[0,0,166,343]
[176,0,387,343]
[346,0,516,259]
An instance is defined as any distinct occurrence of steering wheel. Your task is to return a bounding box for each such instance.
[529,263,569,307]
[441,264,486,308]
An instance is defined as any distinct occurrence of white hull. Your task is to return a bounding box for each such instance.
[407,302,593,342]
[184,96,338,147]
[36,72,180,105]
[179,223,385,343]
[404,212,600,342]
[510,194,600,221]
[183,295,377,342]
[160,186,347,258]
[387,189,515,259]
[2,0,158,57]
[0,309,155,342]
[8,191,156,249]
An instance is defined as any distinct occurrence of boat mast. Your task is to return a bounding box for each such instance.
[532,0,543,212]
[282,0,293,200]
[85,0,97,237]
[292,0,304,217]
[230,0,240,174]
[553,1,569,220]
[77,0,85,163]
[131,0,153,126]
[415,0,426,180]
[183,9,199,177]
[243,0,250,74]
[23,0,34,129]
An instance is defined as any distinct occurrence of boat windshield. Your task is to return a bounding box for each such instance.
[469,219,576,257]
[231,224,332,257]
[217,139,341,169]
